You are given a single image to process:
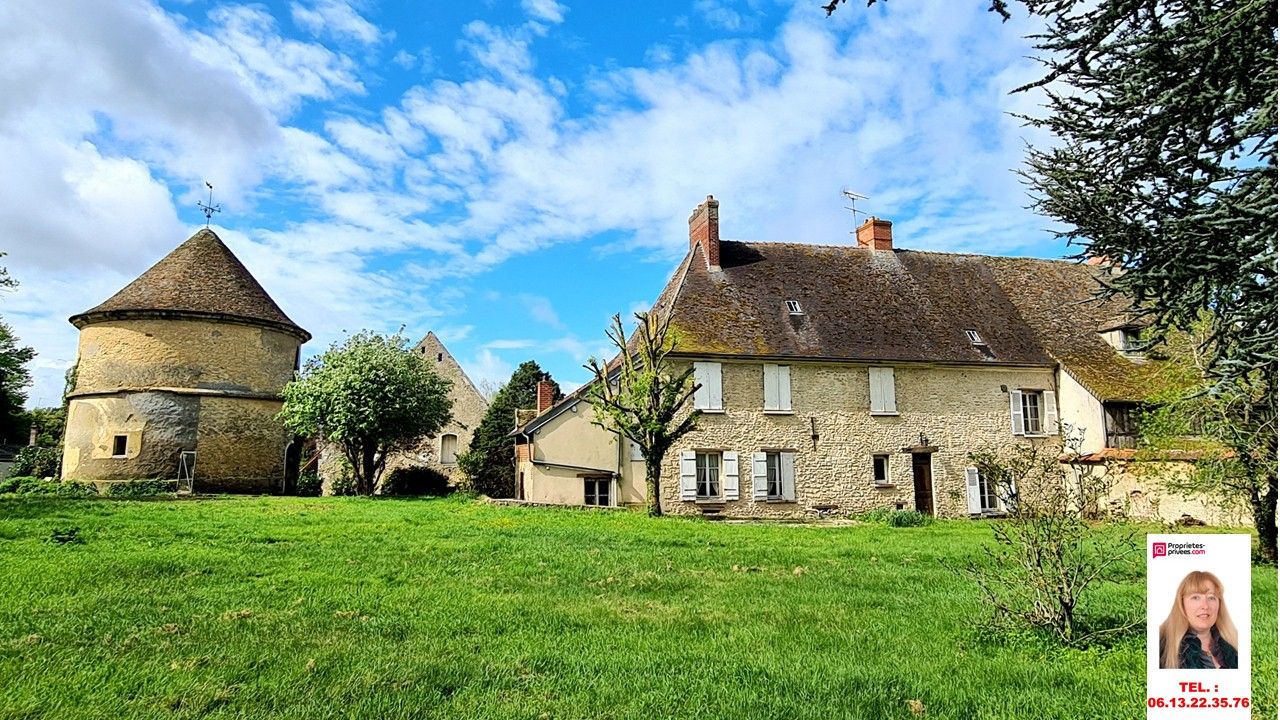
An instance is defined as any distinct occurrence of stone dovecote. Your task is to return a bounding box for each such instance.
[62,228,309,492]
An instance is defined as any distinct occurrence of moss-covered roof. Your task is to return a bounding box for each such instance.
[70,228,310,341]
[660,241,1154,401]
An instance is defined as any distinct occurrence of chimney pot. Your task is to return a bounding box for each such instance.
[688,195,721,271]
[535,380,555,414]
[856,217,893,251]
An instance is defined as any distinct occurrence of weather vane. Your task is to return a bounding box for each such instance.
[197,182,221,227]
[841,188,869,234]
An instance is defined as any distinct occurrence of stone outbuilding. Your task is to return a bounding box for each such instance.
[61,228,310,492]
[317,331,489,491]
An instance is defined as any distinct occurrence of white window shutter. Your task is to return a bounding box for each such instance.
[1043,390,1059,435]
[881,368,896,412]
[781,452,796,501]
[869,368,883,413]
[1009,390,1025,436]
[707,363,722,410]
[763,364,780,410]
[752,452,768,500]
[965,467,982,515]
[778,365,791,411]
[680,451,697,501]
[693,363,710,409]
[869,367,894,413]
[722,451,739,500]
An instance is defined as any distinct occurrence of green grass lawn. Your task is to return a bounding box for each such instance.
[0,496,1274,720]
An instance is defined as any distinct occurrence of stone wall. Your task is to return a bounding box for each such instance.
[657,359,1060,519]
[62,317,300,492]
[73,319,297,395]
[62,392,287,491]
[1080,459,1252,527]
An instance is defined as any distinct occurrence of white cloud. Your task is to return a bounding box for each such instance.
[462,348,514,390]
[517,294,564,329]
[1,0,1056,407]
[484,339,537,350]
[290,0,386,45]
[521,0,568,25]
[694,0,759,32]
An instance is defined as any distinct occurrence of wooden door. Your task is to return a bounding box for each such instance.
[911,453,934,516]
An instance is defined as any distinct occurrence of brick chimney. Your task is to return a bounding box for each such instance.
[688,195,721,271]
[536,380,555,414]
[856,217,893,251]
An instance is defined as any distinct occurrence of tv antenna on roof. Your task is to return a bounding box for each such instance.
[197,182,221,227]
[841,188,869,234]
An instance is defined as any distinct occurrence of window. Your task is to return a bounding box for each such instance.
[1119,329,1140,352]
[869,367,897,414]
[965,467,1000,513]
[1010,389,1058,436]
[111,435,128,457]
[1104,402,1139,449]
[680,450,738,501]
[873,454,890,485]
[752,451,795,501]
[584,477,611,506]
[693,362,723,411]
[440,434,458,465]
[763,364,792,412]
[786,300,803,315]
[1022,392,1042,434]
[629,440,644,462]
[766,452,784,499]
[965,329,984,344]
[437,352,443,362]
[696,452,720,499]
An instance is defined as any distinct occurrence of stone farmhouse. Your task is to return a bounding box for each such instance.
[514,196,1234,522]
[62,228,310,492]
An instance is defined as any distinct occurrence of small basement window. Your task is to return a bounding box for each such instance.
[111,435,128,457]
[786,300,803,315]
[873,454,890,486]
[965,329,984,344]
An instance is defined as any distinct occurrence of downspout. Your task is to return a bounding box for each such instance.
[521,430,533,501]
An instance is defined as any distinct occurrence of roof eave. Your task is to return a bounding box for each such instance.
[69,308,312,343]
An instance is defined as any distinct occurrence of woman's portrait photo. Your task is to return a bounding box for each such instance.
[1158,570,1240,669]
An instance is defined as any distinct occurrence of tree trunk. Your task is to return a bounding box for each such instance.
[645,455,663,517]
[1253,476,1278,565]
[361,442,377,496]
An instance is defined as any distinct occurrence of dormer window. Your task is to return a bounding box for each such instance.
[1103,326,1144,356]
[965,329,983,344]
[1119,329,1141,353]
[786,300,803,315]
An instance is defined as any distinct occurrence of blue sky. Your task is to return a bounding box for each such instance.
[1,0,1064,407]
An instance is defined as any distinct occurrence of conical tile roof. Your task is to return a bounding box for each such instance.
[71,228,310,341]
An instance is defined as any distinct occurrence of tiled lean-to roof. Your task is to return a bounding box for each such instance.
[70,228,311,341]
[662,240,1154,402]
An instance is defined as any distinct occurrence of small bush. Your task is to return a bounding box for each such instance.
[10,446,61,478]
[0,476,96,497]
[329,474,357,497]
[104,479,175,497]
[380,466,452,497]
[887,510,933,527]
[296,471,322,497]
